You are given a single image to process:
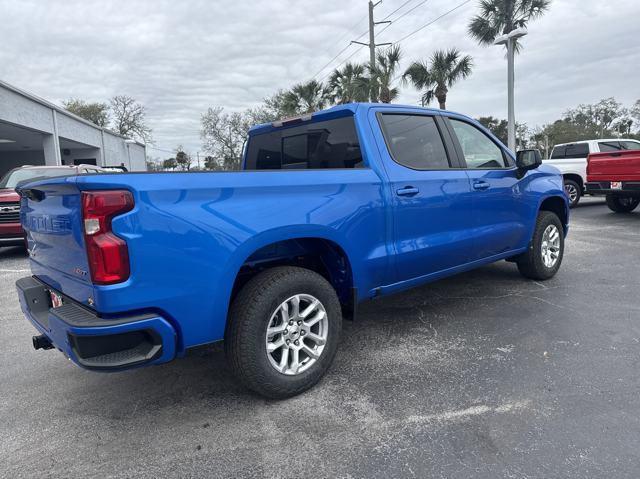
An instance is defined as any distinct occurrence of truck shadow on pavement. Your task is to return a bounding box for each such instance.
[44,260,547,420]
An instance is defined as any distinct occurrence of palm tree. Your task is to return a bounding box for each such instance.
[368,45,403,103]
[468,0,551,52]
[329,63,369,104]
[284,80,331,114]
[403,49,473,110]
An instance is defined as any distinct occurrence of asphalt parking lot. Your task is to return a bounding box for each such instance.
[1,197,638,478]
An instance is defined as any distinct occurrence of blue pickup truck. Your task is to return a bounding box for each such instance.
[16,103,568,398]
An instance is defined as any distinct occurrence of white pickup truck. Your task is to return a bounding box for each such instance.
[543,138,640,207]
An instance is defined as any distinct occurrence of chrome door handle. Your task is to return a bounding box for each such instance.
[473,181,490,191]
[396,186,420,197]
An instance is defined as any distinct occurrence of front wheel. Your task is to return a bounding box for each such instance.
[605,195,639,213]
[517,211,564,280]
[563,179,581,208]
[225,266,342,399]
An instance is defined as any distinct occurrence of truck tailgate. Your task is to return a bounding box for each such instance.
[587,151,640,181]
[19,178,94,304]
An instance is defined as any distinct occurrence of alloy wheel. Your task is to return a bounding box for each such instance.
[265,294,329,375]
[541,224,561,268]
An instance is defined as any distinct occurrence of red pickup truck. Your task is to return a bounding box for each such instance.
[586,150,640,213]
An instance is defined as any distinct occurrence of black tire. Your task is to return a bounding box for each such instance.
[517,211,564,280]
[605,194,639,213]
[225,266,342,399]
[563,178,581,208]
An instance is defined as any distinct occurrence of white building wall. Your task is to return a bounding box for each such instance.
[0,85,54,133]
[0,80,147,171]
[57,114,102,148]
[128,143,147,171]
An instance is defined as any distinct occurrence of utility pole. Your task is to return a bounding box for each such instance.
[368,1,377,72]
[352,0,391,102]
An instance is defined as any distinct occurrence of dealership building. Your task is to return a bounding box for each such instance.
[0,79,146,178]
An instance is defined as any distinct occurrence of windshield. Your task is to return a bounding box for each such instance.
[0,168,74,189]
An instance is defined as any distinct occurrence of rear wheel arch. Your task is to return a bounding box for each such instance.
[229,236,356,320]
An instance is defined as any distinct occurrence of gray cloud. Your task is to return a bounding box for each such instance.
[1,0,638,156]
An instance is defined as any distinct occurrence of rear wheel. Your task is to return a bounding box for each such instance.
[517,211,564,280]
[563,179,581,208]
[605,195,639,213]
[225,266,342,399]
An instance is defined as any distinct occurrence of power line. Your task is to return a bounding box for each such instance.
[381,0,417,20]
[323,13,369,54]
[311,12,370,80]
[318,0,472,85]
[146,145,177,155]
[312,35,365,80]
[385,0,473,83]
[385,0,430,27]
[393,0,472,45]
[319,45,368,82]
[318,0,431,82]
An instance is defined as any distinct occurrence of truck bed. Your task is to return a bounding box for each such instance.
[586,150,640,197]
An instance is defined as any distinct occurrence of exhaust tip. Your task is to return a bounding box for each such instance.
[32,335,54,350]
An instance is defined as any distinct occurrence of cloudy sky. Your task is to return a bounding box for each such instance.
[2,0,639,157]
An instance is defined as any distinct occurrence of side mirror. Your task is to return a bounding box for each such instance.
[516,149,542,172]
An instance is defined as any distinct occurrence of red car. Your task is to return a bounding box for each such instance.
[0,165,105,246]
[586,149,640,213]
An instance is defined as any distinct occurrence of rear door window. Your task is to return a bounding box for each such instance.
[378,114,450,170]
[550,145,566,159]
[245,116,364,170]
[564,143,589,158]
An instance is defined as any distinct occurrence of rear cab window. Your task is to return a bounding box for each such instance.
[598,141,622,152]
[245,116,364,170]
[621,141,640,150]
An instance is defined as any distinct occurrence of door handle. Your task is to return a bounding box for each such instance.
[396,186,420,197]
[472,180,490,191]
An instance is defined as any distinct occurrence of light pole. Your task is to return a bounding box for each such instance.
[494,27,528,152]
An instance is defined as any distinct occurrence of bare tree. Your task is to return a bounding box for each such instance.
[201,107,252,171]
[110,95,152,143]
[63,98,110,127]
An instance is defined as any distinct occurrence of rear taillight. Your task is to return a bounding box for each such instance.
[81,190,134,285]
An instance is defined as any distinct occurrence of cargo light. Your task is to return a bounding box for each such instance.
[271,113,312,128]
[81,190,134,285]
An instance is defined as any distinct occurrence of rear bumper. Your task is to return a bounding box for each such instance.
[16,276,176,371]
[586,181,640,197]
